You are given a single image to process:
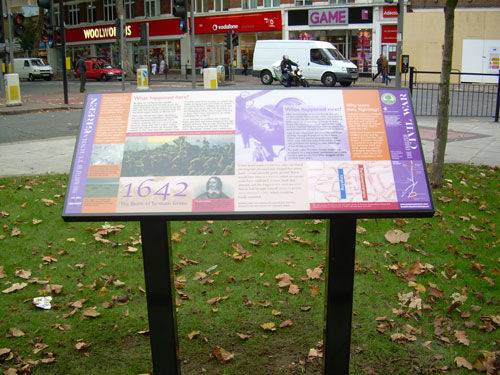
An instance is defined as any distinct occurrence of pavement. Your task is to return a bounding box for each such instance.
[0,73,499,177]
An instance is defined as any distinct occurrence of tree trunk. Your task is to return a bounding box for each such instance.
[430,0,458,189]
[115,0,134,78]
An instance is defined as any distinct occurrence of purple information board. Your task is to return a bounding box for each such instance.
[62,88,434,221]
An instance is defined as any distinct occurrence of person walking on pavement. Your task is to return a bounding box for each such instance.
[76,54,87,93]
[372,54,384,81]
[382,55,391,85]
[242,54,248,76]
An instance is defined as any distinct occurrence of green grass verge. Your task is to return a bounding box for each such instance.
[0,163,498,375]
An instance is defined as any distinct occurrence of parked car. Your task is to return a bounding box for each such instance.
[13,58,54,81]
[75,58,123,81]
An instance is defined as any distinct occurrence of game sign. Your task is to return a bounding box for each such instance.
[62,88,434,220]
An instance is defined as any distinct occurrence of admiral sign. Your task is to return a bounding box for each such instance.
[383,6,398,18]
[308,8,348,26]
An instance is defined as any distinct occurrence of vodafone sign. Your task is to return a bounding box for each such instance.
[195,11,281,34]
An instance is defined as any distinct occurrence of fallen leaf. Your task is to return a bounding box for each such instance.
[288,284,300,295]
[14,268,31,279]
[188,331,200,340]
[279,319,293,328]
[260,322,276,331]
[310,285,321,297]
[454,330,470,346]
[275,273,293,288]
[82,307,101,318]
[455,356,473,370]
[212,346,234,364]
[2,283,28,294]
[9,328,25,337]
[385,229,410,244]
[75,342,91,350]
[306,267,322,280]
[207,296,229,305]
[237,333,250,340]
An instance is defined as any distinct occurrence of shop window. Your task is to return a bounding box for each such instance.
[196,0,209,13]
[87,2,96,23]
[264,0,280,7]
[214,0,229,11]
[103,0,115,21]
[145,0,158,17]
[242,0,257,10]
[125,0,135,18]
[68,4,79,25]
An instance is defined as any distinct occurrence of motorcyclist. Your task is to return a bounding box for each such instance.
[280,55,298,87]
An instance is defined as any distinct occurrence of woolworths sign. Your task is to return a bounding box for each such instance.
[81,24,132,40]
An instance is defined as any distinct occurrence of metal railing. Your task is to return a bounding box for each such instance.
[408,67,500,122]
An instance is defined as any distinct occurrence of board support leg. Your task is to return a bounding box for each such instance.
[140,220,180,375]
[323,218,357,375]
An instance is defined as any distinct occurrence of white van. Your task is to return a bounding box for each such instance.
[14,58,54,81]
[252,40,358,87]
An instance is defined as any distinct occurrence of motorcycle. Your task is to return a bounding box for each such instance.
[272,61,310,87]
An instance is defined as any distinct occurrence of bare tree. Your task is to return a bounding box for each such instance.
[115,0,134,78]
[430,0,459,188]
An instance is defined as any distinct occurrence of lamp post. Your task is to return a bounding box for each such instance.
[395,0,404,88]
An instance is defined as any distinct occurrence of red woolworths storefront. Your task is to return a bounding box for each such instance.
[65,11,282,68]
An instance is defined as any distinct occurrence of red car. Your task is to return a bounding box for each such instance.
[76,58,123,81]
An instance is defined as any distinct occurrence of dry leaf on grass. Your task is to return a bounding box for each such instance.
[455,356,473,370]
[385,229,410,244]
[212,346,234,364]
[275,273,293,288]
[2,283,28,294]
[306,267,322,280]
[288,284,300,295]
[261,322,276,331]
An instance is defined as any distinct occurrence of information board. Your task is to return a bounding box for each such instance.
[62,88,434,220]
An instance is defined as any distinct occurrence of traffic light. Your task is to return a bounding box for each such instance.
[173,0,188,33]
[115,18,126,40]
[54,28,61,45]
[231,31,239,47]
[140,23,148,46]
[225,32,231,50]
[13,13,25,37]
[38,0,54,45]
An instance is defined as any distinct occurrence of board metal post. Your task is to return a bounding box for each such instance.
[324,218,357,375]
[140,220,180,374]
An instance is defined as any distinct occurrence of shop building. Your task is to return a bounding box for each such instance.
[44,0,499,79]
[49,0,403,76]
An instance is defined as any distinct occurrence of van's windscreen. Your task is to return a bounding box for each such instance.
[32,60,45,66]
[326,48,346,61]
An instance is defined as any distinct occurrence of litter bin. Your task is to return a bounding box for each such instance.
[5,73,22,106]
[203,68,218,89]
[137,66,149,90]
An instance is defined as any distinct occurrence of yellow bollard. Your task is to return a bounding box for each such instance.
[136,67,149,90]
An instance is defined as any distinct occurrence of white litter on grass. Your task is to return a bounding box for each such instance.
[33,296,52,310]
[206,265,218,273]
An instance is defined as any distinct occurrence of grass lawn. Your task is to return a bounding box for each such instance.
[0,163,498,375]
